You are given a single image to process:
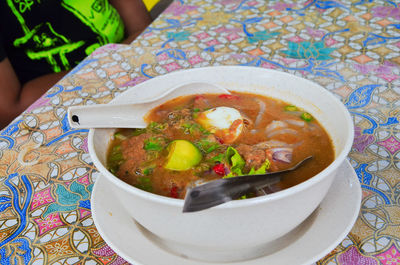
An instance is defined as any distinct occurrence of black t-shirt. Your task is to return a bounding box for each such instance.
[0,0,125,84]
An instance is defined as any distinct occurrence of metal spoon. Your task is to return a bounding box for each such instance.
[67,81,230,129]
[183,156,313,213]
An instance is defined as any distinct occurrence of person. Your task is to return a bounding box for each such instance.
[0,0,153,128]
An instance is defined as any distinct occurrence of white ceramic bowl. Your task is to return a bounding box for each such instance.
[88,66,354,262]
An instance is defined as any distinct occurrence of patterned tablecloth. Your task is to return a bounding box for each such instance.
[1,0,400,264]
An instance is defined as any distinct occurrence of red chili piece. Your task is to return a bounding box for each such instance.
[170,186,179,198]
[213,164,225,176]
[218,94,239,100]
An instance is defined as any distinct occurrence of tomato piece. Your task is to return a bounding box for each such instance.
[213,164,225,176]
[218,94,239,100]
[170,186,179,198]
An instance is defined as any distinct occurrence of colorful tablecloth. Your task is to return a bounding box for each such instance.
[1,0,399,264]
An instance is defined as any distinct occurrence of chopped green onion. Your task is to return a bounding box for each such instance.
[114,132,127,140]
[144,137,166,151]
[210,153,225,163]
[149,122,167,132]
[301,112,313,122]
[132,128,146,136]
[206,145,219,153]
[136,177,153,192]
[109,145,122,162]
[144,140,163,151]
[182,122,209,135]
[195,139,220,154]
[143,165,156,176]
[109,152,123,162]
[107,144,124,174]
[285,105,298,112]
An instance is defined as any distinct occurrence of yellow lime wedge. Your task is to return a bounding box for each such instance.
[164,140,202,171]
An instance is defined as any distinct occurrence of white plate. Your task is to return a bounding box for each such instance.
[91,160,361,265]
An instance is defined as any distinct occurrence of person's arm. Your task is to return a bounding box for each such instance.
[0,58,67,128]
[110,0,153,44]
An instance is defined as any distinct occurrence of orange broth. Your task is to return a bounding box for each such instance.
[107,92,334,199]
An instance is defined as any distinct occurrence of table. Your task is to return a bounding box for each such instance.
[1,0,399,264]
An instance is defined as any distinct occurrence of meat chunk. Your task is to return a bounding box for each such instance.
[235,144,266,170]
[118,133,151,177]
[166,108,192,131]
[167,109,191,123]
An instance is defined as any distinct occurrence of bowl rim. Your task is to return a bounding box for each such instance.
[88,66,354,209]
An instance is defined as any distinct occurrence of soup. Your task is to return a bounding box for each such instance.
[107,92,334,199]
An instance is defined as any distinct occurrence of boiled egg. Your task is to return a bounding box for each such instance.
[196,107,243,144]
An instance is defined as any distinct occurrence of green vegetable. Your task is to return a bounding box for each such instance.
[144,137,164,151]
[248,159,271,175]
[149,122,167,133]
[195,139,220,154]
[143,165,156,176]
[113,132,127,141]
[132,128,146,136]
[181,122,209,135]
[301,112,313,122]
[108,144,124,174]
[164,140,203,171]
[285,105,298,112]
[222,148,271,178]
[136,177,153,192]
[144,141,163,151]
[226,147,245,174]
[210,153,225,163]
[285,104,314,122]
[223,173,235,178]
[223,147,245,178]
[109,145,123,161]
[193,108,200,112]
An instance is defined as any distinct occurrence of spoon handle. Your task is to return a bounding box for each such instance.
[68,103,150,129]
[67,81,230,129]
[183,156,313,213]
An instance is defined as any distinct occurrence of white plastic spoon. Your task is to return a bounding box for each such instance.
[67,81,230,129]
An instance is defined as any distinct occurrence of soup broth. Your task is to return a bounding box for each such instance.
[107,92,334,199]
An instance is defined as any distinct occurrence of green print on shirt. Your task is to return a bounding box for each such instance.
[13,0,40,14]
[7,0,124,73]
[62,0,125,53]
